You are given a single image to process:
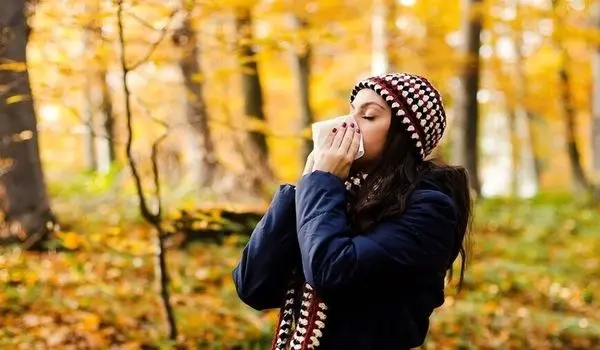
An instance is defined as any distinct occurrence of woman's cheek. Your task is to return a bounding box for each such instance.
[365,136,385,160]
[362,139,376,160]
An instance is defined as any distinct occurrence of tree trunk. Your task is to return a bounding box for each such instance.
[83,1,115,174]
[371,0,397,75]
[82,96,98,172]
[233,8,275,195]
[235,9,269,160]
[491,24,522,196]
[453,0,482,195]
[83,18,98,172]
[553,0,591,192]
[507,108,520,195]
[292,15,314,160]
[386,0,399,71]
[525,113,543,190]
[559,61,590,192]
[172,15,217,187]
[560,69,590,192]
[98,65,116,171]
[83,65,115,174]
[0,0,56,246]
[512,0,541,195]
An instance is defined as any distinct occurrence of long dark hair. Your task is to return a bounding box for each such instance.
[348,114,473,291]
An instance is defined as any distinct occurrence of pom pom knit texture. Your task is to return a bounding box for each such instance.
[350,72,447,160]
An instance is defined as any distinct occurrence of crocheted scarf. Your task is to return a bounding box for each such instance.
[270,172,368,350]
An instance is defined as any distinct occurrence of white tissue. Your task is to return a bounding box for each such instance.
[311,115,365,160]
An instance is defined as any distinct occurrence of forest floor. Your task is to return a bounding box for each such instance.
[1,184,600,349]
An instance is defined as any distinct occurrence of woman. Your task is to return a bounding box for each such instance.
[232,72,472,350]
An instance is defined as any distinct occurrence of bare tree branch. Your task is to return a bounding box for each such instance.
[127,8,181,71]
[116,0,178,341]
[135,95,172,130]
[123,7,163,31]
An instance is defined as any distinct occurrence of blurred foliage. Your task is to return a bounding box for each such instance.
[1,194,599,348]
[25,0,600,190]
[3,0,600,348]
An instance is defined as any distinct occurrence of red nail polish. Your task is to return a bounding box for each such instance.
[350,123,355,128]
[357,129,361,134]
[332,128,337,133]
[342,122,347,127]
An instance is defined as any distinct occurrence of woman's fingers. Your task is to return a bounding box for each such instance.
[348,127,361,158]
[313,120,358,180]
[321,125,337,149]
[339,122,356,154]
[330,121,348,150]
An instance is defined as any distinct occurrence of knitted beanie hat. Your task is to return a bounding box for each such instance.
[350,72,447,160]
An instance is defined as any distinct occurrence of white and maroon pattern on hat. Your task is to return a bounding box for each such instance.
[350,72,447,160]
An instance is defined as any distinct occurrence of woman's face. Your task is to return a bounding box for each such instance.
[349,89,392,170]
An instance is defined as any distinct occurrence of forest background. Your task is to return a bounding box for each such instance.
[1,0,600,348]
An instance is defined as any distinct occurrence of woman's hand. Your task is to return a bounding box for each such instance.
[313,121,361,180]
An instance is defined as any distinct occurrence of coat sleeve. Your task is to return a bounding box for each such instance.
[232,184,301,310]
[295,171,457,296]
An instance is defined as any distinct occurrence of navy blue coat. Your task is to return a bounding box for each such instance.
[232,170,458,349]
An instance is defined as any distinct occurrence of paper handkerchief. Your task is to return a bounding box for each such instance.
[311,115,365,160]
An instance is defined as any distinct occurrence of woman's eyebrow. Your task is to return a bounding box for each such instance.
[351,101,386,111]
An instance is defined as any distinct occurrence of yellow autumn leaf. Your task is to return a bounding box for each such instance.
[245,115,271,134]
[168,210,181,220]
[11,130,33,142]
[209,208,223,221]
[107,227,121,236]
[0,62,27,72]
[192,220,209,230]
[120,342,142,350]
[59,231,82,250]
[127,241,147,255]
[25,271,38,285]
[6,95,30,104]
[80,312,100,331]
[191,72,205,83]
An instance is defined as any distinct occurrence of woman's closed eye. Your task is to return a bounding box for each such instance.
[362,115,375,120]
